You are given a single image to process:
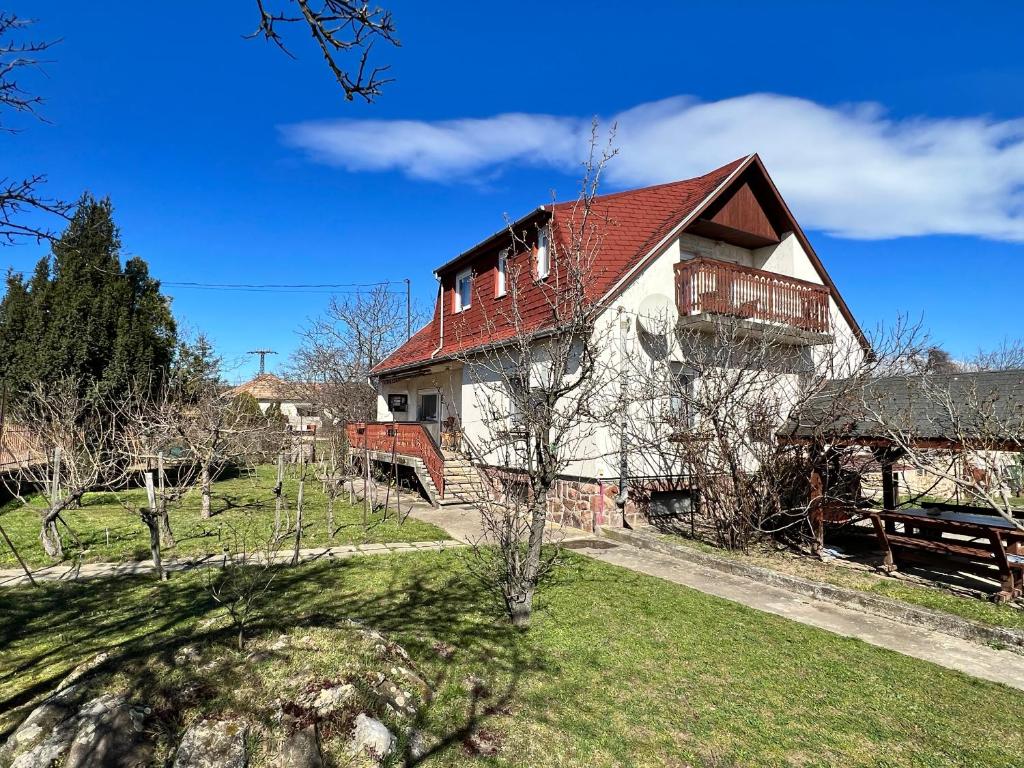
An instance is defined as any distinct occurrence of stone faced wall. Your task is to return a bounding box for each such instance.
[480,467,646,532]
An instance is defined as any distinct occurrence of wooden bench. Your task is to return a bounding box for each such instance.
[870,508,1024,602]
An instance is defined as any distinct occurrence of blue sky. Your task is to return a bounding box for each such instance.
[6,1,1024,381]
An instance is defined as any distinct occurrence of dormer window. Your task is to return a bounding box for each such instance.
[536,227,550,280]
[455,269,472,312]
[496,250,507,298]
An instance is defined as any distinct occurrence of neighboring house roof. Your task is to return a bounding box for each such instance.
[226,373,305,401]
[372,154,865,377]
[780,370,1024,448]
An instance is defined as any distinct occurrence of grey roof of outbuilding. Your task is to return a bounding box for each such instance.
[779,369,1024,445]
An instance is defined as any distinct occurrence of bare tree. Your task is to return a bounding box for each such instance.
[207,520,284,650]
[250,0,399,101]
[3,378,131,559]
[290,283,413,459]
[456,128,618,626]
[0,12,70,243]
[159,334,282,519]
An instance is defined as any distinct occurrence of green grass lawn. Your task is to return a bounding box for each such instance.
[0,465,449,569]
[2,550,1023,767]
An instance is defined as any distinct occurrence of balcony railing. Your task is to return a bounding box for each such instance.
[674,257,831,336]
[347,421,446,498]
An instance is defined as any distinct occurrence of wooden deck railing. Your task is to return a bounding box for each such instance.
[347,422,446,498]
[674,257,831,335]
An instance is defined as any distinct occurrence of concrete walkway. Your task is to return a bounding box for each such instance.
[0,540,465,588]
[402,500,591,545]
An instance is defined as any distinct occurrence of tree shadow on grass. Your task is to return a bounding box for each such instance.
[0,551,549,765]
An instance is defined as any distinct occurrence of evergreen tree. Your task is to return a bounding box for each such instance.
[0,194,177,402]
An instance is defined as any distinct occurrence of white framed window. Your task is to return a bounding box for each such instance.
[455,269,472,312]
[669,362,696,429]
[496,250,507,297]
[535,227,550,280]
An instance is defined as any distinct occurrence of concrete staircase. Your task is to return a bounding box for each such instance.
[440,449,488,506]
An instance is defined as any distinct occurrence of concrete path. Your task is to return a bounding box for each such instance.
[576,540,1024,691]
[0,540,465,588]
[402,500,591,545]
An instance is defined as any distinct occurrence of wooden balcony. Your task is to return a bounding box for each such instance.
[674,257,832,343]
[347,421,446,500]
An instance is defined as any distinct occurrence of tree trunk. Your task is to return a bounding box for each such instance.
[201,463,212,519]
[160,499,175,547]
[40,517,62,560]
[157,453,174,546]
[146,514,166,581]
[507,589,534,628]
[509,497,549,628]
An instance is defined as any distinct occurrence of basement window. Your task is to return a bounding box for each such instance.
[455,270,472,312]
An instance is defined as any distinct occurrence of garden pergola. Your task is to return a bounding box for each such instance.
[778,370,1024,600]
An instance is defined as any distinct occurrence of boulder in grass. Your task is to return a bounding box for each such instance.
[347,714,394,764]
[310,684,355,717]
[0,685,81,768]
[279,724,323,768]
[172,718,247,768]
[64,694,151,768]
[2,689,150,768]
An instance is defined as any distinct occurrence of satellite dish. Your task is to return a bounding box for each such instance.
[636,293,677,361]
[636,293,677,336]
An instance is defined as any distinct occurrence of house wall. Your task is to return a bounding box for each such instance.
[370,219,865,527]
[256,399,321,432]
[586,228,865,488]
[374,366,463,442]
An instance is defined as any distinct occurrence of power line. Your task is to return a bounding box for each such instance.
[161,280,405,289]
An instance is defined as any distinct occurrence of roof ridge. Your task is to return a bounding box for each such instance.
[550,155,749,208]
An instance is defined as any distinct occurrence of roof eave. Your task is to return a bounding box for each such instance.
[432,207,550,277]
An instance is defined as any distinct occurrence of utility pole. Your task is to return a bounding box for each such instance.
[248,349,277,375]
[405,278,411,340]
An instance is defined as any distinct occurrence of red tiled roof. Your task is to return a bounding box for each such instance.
[371,157,751,376]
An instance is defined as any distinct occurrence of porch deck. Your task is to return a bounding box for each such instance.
[347,422,484,506]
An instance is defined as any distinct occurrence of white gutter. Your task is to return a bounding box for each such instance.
[430,276,444,359]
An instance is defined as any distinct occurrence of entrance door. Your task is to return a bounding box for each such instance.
[417,391,440,443]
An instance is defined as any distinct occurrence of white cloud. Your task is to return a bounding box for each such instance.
[280,94,1024,241]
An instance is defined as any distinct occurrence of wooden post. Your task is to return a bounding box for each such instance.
[363,434,370,530]
[144,471,157,515]
[869,513,897,572]
[157,451,174,547]
[292,480,304,565]
[327,447,336,541]
[0,521,37,587]
[274,450,284,539]
[809,467,825,554]
[143,472,166,581]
